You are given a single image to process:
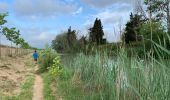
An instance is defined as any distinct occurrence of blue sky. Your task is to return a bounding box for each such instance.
[0,0,137,48]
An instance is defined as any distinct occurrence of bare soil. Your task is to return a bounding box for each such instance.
[0,51,35,96]
[32,74,44,100]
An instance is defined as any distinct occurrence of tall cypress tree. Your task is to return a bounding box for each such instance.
[89,18,104,45]
[124,13,142,43]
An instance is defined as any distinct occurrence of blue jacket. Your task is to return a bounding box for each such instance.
[33,52,38,59]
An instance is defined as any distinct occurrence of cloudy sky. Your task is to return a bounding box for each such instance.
[0,0,137,48]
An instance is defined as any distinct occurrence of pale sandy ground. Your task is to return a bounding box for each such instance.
[0,47,34,96]
[32,74,44,100]
[0,46,62,100]
[32,65,44,100]
[0,46,45,100]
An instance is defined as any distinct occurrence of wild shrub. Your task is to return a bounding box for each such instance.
[38,45,56,73]
[48,56,63,80]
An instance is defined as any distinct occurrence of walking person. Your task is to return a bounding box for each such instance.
[33,50,38,64]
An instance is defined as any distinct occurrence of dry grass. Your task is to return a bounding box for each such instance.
[0,53,35,96]
[0,46,30,58]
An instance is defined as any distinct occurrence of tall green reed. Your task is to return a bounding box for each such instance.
[62,41,170,100]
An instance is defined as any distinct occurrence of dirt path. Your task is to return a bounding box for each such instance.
[32,74,44,100]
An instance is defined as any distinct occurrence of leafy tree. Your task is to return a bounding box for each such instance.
[144,0,170,34]
[89,18,105,45]
[67,26,77,50]
[2,27,29,55]
[13,30,20,46]
[2,27,19,56]
[0,13,7,25]
[124,13,142,43]
[21,42,29,49]
[2,27,19,45]
[140,21,166,51]
[52,32,69,53]
[52,28,86,53]
[12,30,21,55]
[140,22,165,42]
[0,13,30,56]
[0,13,7,57]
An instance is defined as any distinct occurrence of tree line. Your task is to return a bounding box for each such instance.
[52,18,106,53]
[51,0,169,56]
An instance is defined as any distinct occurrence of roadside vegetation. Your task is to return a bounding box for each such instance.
[37,0,170,100]
[39,38,170,100]
[1,0,169,100]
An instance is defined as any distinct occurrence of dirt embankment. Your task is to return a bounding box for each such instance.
[0,53,35,96]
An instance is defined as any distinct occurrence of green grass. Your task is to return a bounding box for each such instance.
[41,33,170,100]
[55,48,170,100]
[42,73,56,100]
[0,75,35,100]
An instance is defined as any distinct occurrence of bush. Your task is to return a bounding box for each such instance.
[48,56,63,80]
[38,45,57,73]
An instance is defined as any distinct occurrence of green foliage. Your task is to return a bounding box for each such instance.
[124,13,143,43]
[38,45,57,73]
[0,13,7,26]
[42,73,56,100]
[54,34,170,99]
[144,0,170,34]
[21,42,30,49]
[48,56,63,79]
[52,27,86,53]
[56,47,170,100]
[89,18,105,45]
[140,22,165,41]
[0,13,8,57]
[52,32,69,53]
[0,13,30,51]
[2,27,17,42]
[67,26,78,51]
[3,27,29,48]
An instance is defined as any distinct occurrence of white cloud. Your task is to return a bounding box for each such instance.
[1,35,11,46]
[13,0,79,18]
[0,2,8,12]
[73,7,83,15]
[81,0,134,8]
[1,31,54,48]
[6,26,57,48]
[34,32,48,41]
[83,4,133,42]
[29,32,55,48]
[85,7,132,26]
